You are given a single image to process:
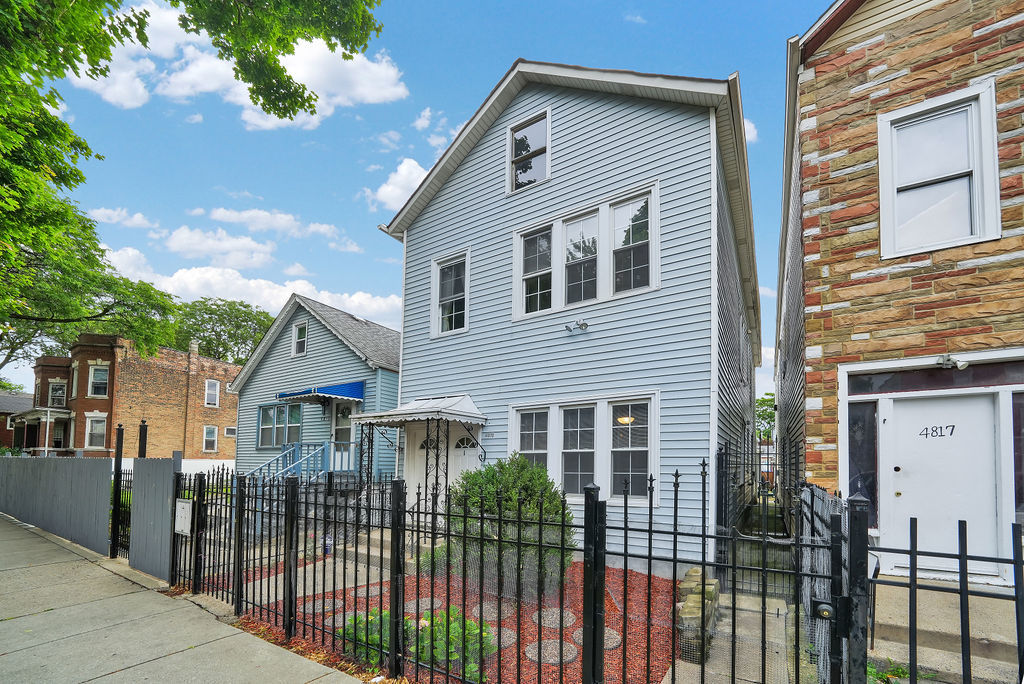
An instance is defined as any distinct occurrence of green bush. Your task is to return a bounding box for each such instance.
[339,608,412,668]
[411,607,496,683]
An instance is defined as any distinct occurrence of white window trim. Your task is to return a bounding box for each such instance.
[6,416,14,430]
[84,413,108,450]
[203,425,218,453]
[70,361,79,398]
[291,321,309,357]
[204,379,221,407]
[430,248,471,339]
[224,426,237,438]
[511,181,661,321]
[87,363,110,398]
[506,107,552,196]
[509,389,661,507]
[48,381,67,407]
[877,79,1000,260]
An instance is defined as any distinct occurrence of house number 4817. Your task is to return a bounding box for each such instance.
[919,425,955,438]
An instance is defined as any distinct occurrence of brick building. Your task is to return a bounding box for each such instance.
[11,334,240,460]
[776,0,1024,573]
[1,392,33,449]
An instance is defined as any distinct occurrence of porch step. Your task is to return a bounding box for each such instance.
[869,637,1018,684]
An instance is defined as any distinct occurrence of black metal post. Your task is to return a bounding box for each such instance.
[847,494,870,684]
[170,471,182,585]
[283,475,299,639]
[957,520,971,681]
[109,424,125,558]
[909,517,918,684]
[388,478,406,678]
[137,419,148,458]
[829,513,844,683]
[190,473,207,594]
[1012,522,1024,683]
[232,474,247,615]
[582,483,606,684]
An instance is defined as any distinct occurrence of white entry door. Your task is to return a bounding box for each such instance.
[882,394,1000,574]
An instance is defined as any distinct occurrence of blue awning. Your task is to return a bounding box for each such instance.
[276,380,364,402]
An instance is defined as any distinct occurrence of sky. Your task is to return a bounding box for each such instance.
[7,0,830,395]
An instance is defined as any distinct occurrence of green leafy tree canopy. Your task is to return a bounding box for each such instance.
[171,297,274,365]
[755,392,776,442]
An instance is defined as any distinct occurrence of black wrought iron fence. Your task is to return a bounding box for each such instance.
[111,468,132,558]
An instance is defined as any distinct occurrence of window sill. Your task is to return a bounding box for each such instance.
[512,283,660,323]
[506,176,552,198]
[84,447,107,451]
[881,231,999,260]
[431,327,469,340]
[204,404,219,409]
[85,395,109,400]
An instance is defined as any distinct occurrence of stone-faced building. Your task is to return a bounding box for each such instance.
[776,0,1024,576]
[11,334,240,460]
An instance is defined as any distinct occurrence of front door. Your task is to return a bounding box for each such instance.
[332,402,354,471]
[882,394,1000,574]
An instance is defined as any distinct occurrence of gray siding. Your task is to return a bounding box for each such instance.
[373,368,400,476]
[235,305,388,474]
[777,132,806,458]
[715,156,755,450]
[400,83,716,542]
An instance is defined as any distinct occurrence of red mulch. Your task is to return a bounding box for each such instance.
[241,561,677,684]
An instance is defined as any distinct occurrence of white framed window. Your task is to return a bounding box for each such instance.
[48,382,66,408]
[6,416,14,430]
[71,361,78,398]
[258,404,302,447]
[86,417,106,449]
[88,365,109,397]
[224,426,237,438]
[203,425,218,452]
[34,379,40,406]
[430,251,469,337]
[292,322,308,356]
[878,80,1000,259]
[512,391,659,505]
[512,183,660,320]
[518,410,549,467]
[204,379,220,407]
[507,109,550,193]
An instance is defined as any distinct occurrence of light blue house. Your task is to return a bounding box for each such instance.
[230,294,400,479]
[354,60,761,543]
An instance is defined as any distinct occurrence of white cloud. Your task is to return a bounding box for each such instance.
[756,346,776,397]
[215,187,264,201]
[187,207,206,216]
[376,130,401,151]
[88,206,159,229]
[106,246,402,327]
[147,228,169,239]
[363,158,427,212]
[185,112,203,124]
[759,285,777,298]
[208,207,338,238]
[69,3,408,130]
[624,14,647,24]
[165,226,275,269]
[365,164,383,172]
[329,237,363,253]
[283,262,311,277]
[427,133,447,149]
[412,107,432,130]
[376,257,401,265]
[744,118,759,144]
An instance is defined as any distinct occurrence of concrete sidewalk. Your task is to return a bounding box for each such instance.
[0,513,360,683]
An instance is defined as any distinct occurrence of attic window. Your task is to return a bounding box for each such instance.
[509,112,549,192]
[292,322,308,356]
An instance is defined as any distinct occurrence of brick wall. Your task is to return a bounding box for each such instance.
[796,0,1024,487]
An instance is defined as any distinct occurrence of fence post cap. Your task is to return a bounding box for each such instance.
[848,492,870,507]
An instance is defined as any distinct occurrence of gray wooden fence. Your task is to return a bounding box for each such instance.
[128,458,176,581]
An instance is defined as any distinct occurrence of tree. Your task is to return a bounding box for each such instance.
[171,298,274,365]
[754,393,776,442]
[1,0,382,383]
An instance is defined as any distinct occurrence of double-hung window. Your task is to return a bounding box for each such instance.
[434,255,467,335]
[86,417,106,449]
[509,112,549,192]
[611,402,650,496]
[89,366,109,397]
[561,407,595,495]
[205,379,220,407]
[514,185,659,319]
[878,80,999,258]
[203,425,218,452]
[49,382,66,408]
[258,404,302,447]
[523,228,552,314]
[292,322,308,356]
[518,410,549,467]
[564,213,599,305]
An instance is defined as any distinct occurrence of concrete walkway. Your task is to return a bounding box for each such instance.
[0,513,360,684]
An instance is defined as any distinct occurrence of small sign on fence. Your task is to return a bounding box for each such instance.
[174,498,193,536]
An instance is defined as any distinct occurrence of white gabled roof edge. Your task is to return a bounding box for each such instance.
[229,294,378,394]
[380,59,760,365]
[352,394,486,427]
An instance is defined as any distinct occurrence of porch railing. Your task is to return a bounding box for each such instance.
[248,441,360,481]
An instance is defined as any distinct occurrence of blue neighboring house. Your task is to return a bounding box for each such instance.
[354,60,761,550]
[230,294,400,479]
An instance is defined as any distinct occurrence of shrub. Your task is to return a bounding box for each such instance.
[339,608,412,668]
[411,607,496,683]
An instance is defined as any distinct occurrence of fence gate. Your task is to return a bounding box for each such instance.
[109,425,131,559]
